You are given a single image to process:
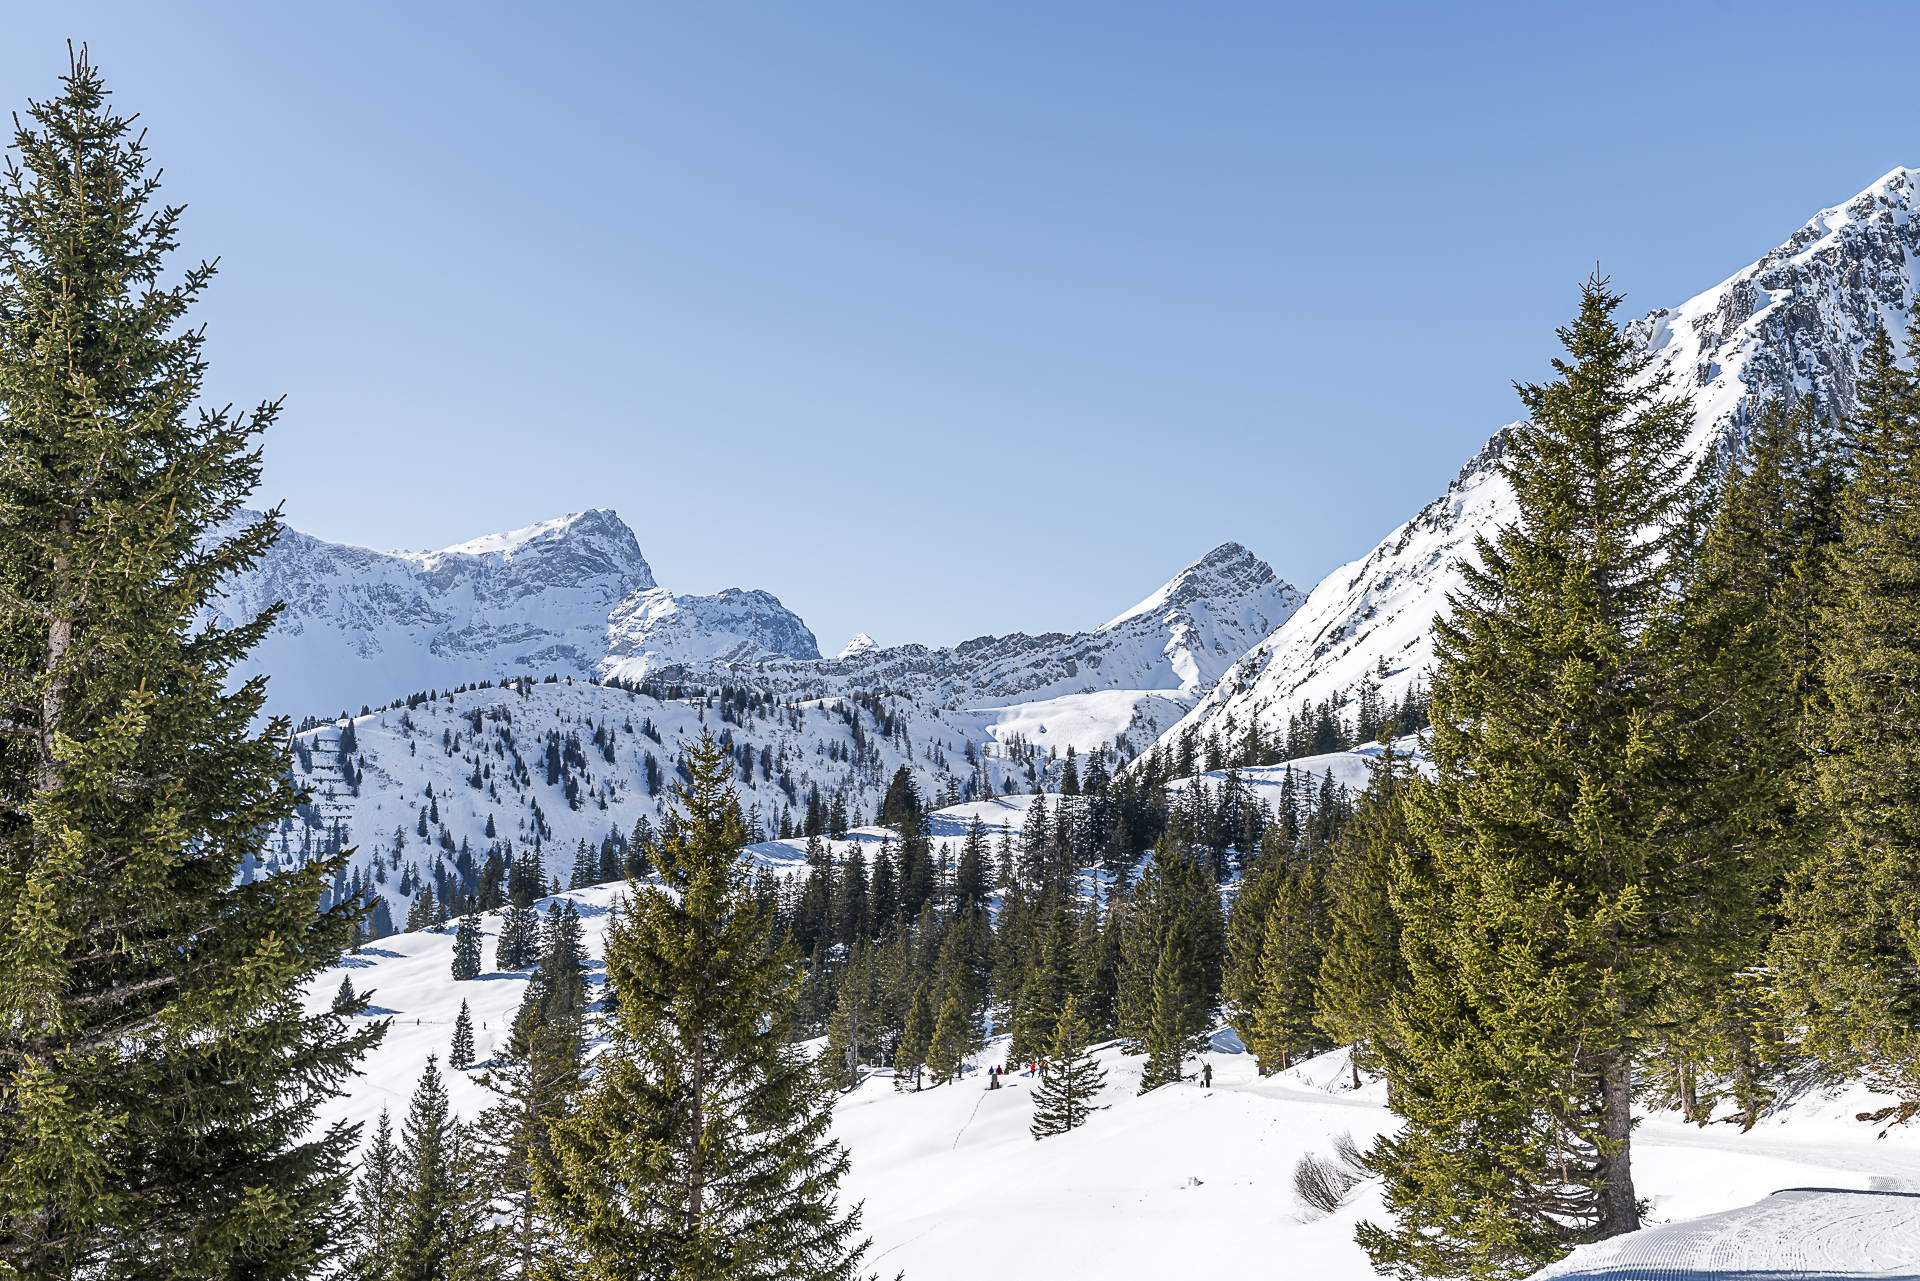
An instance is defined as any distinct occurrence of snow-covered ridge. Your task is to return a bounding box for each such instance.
[213,509,819,721]
[1163,166,1920,753]
[713,541,1303,713]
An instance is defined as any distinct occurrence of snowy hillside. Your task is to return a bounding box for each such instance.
[308,867,1920,1281]
[212,509,821,722]
[1165,166,1920,753]
[276,678,1119,929]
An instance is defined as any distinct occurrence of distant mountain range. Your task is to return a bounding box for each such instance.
[226,166,1920,772]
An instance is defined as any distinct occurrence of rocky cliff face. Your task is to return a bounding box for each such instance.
[1163,167,1920,754]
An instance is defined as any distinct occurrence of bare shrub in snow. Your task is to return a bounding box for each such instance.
[1292,1131,1367,1215]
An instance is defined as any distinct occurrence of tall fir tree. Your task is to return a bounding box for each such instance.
[1316,743,1420,1082]
[450,1001,476,1072]
[391,1056,492,1281]
[0,52,379,1274]
[1366,278,1773,1278]
[1030,997,1107,1140]
[539,731,869,1279]
[349,1109,402,1280]
[451,911,483,981]
[894,982,933,1092]
[476,992,583,1280]
[1771,320,1920,1123]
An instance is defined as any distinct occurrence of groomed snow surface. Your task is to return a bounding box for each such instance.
[314,874,1920,1281]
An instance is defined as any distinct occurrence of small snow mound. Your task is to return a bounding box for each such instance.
[837,633,879,658]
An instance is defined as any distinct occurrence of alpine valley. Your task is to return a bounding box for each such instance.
[250,167,1920,1280]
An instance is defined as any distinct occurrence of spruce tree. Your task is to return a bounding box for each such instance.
[349,1109,401,1279]
[477,994,582,1279]
[1247,864,1325,1073]
[894,982,933,1092]
[539,731,869,1278]
[451,911,483,981]
[0,52,378,1274]
[1771,321,1920,1120]
[1030,996,1107,1139]
[1140,917,1202,1091]
[392,1055,490,1280]
[1365,278,1772,1277]
[927,994,969,1085]
[451,1001,476,1071]
[1316,744,1419,1082]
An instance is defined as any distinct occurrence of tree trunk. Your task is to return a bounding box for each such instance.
[1597,1051,1639,1238]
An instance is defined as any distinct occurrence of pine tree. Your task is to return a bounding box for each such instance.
[1771,320,1920,1123]
[0,52,379,1274]
[451,911,483,981]
[334,973,361,1013]
[1247,864,1325,1073]
[1030,996,1107,1139]
[476,996,582,1279]
[1140,916,1203,1091]
[1365,278,1773,1277]
[927,994,969,1085]
[539,731,869,1277]
[392,1055,489,1280]
[1316,743,1420,1081]
[895,981,934,1092]
[349,1109,402,1279]
[451,1001,476,1071]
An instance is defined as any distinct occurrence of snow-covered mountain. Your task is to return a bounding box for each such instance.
[726,540,1300,709]
[1163,166,1920,752]
[223,507,1298,768]
[213,509,820,721]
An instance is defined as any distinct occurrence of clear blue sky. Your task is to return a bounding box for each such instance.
[5,3,1915,652]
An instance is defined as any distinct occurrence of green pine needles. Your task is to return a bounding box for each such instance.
[1361,277,1777,1279]
[539,730,871,1279]
[1030,996,1106,1139]
[0,50,379,1275]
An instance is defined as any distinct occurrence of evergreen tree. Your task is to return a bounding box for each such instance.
[0,53,379,1274]
[894,982,933,1092]
[391,1056,488,1280]
[334,974,361,1013]
[1140,917,1204,1091]
[451,911,483,981]
[1317,744,1420,1081]
[1031,997,1107,1139]
[1365,278,1773,1277]
[1771,320,1920,1122]
[349,1109,402,1279]
[476,995,583,1279]
[926,994,969,1085]
[450,1001,476,1072]
[1247,864,1326,1073]
[539,731,869,1278]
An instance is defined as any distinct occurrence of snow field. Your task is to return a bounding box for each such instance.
[309,861,1920,1281]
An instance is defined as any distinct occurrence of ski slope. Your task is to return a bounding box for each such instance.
[309,870,1920,1281]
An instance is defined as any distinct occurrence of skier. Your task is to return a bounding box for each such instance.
[1201,1061,1213,1089]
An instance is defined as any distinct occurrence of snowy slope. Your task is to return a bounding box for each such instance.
[308,868,1920,1281]
[277,678,1105,922]
[213,509,820,722]
[1166,166,1920,752]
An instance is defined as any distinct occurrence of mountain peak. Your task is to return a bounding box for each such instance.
[838,633,879,658]
[1100,541,1279,632]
